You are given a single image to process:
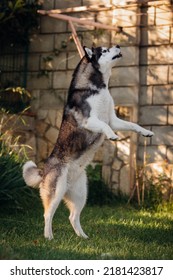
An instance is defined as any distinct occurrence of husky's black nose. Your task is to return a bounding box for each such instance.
[116,45,120,49]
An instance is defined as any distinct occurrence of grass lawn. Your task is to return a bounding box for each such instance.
[0,202,173,260]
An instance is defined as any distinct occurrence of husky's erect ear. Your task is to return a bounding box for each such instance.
[83,46,93,60]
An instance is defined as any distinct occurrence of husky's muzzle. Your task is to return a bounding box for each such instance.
[112,45,122,60]
[112,53,122,60]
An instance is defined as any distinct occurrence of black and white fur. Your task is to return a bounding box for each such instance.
[23,45,154,240]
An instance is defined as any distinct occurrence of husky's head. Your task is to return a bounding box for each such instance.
[83,45,122,72]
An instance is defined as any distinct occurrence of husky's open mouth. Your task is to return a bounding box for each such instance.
[112,53,122,60]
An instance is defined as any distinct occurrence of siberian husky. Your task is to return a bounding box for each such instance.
[23,45,154,240]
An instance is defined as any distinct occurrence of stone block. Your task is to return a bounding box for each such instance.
[152,126,173,145]
[139,86,153,105]
[35,120,48,136]
[53,70,73,89]
[84,0,110,5]
[29,34,54,52]
[37,109,48,120]
[112,170,119,183]
[94,146,104,162]
[54,33,77,51]
[153,85,173,104]
[55,0,82,9]
[27,72,52,90]
[103,141,115,165]
[37,138,48,160]
[110,67,139,87]
[139,106,167,125]
[39,90,66,110]
[43,0,54,9]
[41,16,67,33]
[28,54,40,71]
[47,110,57,126]
[144,162,173,184]
[112,158,122,170]
[45,126,58,144]
[138,145,167,163]
[40,52,67,71]
[169,65,173,84]
[112,27,140,46]
[113,6,140,27]
[171,27,173,43]
[167,146,173,162]
[119,164,130,195]
[67,12,95,32]
[56,110,63,129]
[47,141,54,156]
[110,86,138,106]
[168,106,173,125]
[140,46,173,65]
[31,90,40,112]
[97,11,113,26]
[67,52,80,70]
[140,66,168,85]
[140,26,170,46]
[115,46,139,67]
[82,31,110,48]
[117,139,130,164]
[156,8,172,25]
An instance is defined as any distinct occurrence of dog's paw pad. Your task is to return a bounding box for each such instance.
[109,135,119,141]
[142,131,154,137]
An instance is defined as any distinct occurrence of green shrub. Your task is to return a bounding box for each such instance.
[144,178,163,209]
[0,143,36,208]
[0,111,37,209]
[0,0,41,46]
[135,164,173,210]
[86,164,118,206]
[143,174,172,210]
[0,87,31,114]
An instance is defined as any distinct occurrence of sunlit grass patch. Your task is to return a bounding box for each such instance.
[0,203,173,260]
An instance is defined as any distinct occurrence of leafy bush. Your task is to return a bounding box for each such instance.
[135,164,173,210]
[0,149,29,207]
[143,174,172,210]
[0,87,31,113]
[0,0,41,46]
[87,164,118,206]
[0,111,37,208]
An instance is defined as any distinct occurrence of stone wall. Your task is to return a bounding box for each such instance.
[138,1,173,165]
[24,0,173,195]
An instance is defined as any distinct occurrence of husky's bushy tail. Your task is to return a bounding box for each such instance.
[23,161,42,188]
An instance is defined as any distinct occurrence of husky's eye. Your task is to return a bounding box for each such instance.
[102,49,107,53]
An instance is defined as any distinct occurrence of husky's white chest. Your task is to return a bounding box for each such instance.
[87,88,111,123]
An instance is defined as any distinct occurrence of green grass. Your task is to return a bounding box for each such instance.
[0,202,173,260]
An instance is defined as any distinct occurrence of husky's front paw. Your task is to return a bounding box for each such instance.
[105,127,119,141]
[141,129,154,137]
[109,134,119,141]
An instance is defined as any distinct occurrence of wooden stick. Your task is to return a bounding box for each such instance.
[68,21,85,59]
[38,10,120,32]
[142,137,147,205]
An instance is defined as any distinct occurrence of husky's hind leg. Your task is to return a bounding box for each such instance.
[40,168,68,240]
[64,171,88,238]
